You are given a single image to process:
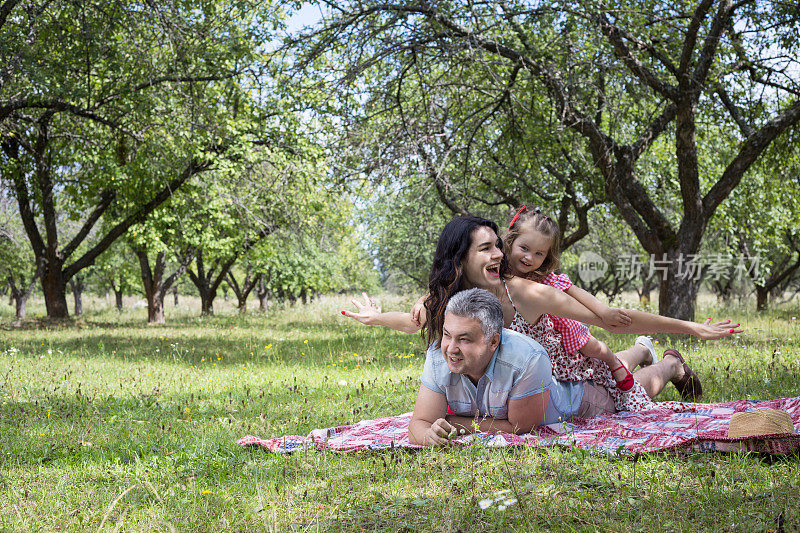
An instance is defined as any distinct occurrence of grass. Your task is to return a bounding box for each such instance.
[1,293,799,531]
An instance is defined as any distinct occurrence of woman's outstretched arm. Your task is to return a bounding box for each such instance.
[341,292,421,334]
[509,278,741,340]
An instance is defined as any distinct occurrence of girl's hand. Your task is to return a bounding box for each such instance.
[601,307,632,327]
[411,296,426,327]
[694,318,743,340]
[341,292,382,325]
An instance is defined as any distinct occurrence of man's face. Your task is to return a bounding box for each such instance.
[440,313,501,382]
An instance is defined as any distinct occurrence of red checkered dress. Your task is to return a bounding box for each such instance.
[504,279,657,412]
[540,273,592,353]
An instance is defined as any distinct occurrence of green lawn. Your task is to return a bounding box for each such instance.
[1,294,799,531]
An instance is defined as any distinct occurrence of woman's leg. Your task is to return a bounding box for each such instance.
[632,353,684,399]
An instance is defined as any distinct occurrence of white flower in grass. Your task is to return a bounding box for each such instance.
[478,499,493,510]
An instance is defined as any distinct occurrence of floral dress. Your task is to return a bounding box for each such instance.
[502,279,656,412]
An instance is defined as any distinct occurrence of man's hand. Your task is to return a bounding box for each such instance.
[341,292,381,325]
[694,318,743,340]
[423,418,457,446]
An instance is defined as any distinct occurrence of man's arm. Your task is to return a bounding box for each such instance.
[408,385,452,445]
[445,391,551,435]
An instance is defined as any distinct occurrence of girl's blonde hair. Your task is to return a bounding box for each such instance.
[502,206,562,281]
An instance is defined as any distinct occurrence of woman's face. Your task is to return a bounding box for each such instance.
[461,226,504,289]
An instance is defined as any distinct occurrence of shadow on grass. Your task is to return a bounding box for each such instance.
[1,330,424,368]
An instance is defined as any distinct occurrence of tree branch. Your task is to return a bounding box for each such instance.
[595,12,676,99]
[63,158,211,281]
[61,190,116,261]
[703,99,800,219]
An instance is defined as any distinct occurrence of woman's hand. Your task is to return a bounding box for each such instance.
[601,307,632,327]
[341,292,382,325]
[693,318,743,340]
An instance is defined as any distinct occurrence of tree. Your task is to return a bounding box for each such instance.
[305,0,800,319]
[92,241,139,312]
[0,0,274,318]
[710,127,800,310]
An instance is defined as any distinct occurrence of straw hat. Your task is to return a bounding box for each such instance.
[727,409,796,439]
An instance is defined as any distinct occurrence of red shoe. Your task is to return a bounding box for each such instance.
[611,363,634,391]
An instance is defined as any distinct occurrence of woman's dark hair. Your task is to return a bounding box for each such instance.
[423,216,509,346]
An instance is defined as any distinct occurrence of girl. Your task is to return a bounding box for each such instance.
[503,206,659,410]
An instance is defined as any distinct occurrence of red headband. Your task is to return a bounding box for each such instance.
[508,205,527,230]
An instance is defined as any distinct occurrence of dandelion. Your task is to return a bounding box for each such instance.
[304,340,308,344]
[266,344,272,349]
[201,490,212,494]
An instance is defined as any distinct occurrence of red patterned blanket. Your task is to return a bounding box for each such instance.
[238,397,800,456]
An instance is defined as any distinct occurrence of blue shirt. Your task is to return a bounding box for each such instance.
[420,328,584,425]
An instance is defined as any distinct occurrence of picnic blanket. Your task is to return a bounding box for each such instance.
[237,396,800,456]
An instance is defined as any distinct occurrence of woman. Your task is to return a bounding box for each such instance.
[344,216,741,408]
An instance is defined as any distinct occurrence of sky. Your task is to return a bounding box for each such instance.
[284,3,325,35]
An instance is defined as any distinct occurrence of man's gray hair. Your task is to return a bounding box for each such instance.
[445,288,504,340]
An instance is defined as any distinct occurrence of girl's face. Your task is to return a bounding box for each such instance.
[508,228,553,277]
[461,226,504,289]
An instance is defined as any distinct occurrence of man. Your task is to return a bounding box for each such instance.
[409,288,612,446]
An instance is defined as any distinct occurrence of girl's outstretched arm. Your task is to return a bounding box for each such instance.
[564,285,631,327]
[341,292,421,334]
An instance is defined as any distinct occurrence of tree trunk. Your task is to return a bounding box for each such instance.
[42,263,70,319]
[114,289,124,312]
[15,295,27,320]
[638,275,652,306]
[70,276,85,316]
[657,250,702,321]
[256,274,268,312]
[755,285,768,311]
[146,290,166,323]
[200,290,215,316]
[136,249,194,325]
[8,269,40,321]
[173,286,179,306]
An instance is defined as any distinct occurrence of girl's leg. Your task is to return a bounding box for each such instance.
[631,353,684,399]
[615,343,651,370]
[582,337,649,372]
